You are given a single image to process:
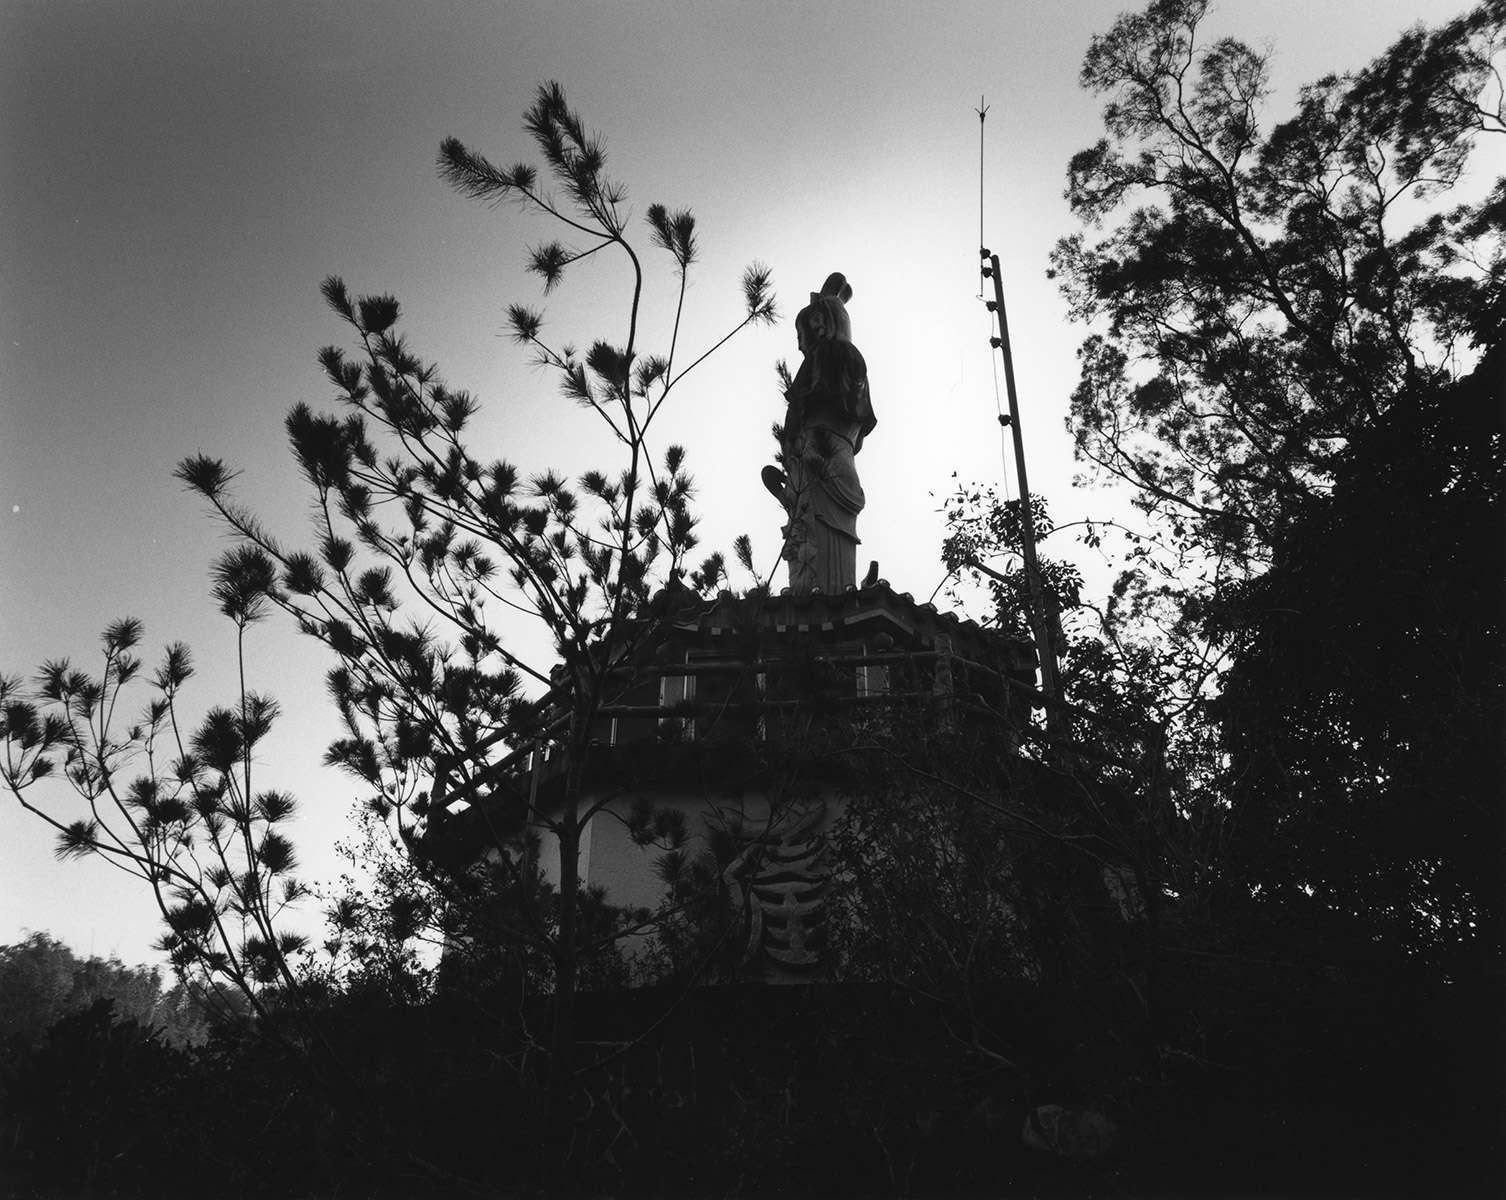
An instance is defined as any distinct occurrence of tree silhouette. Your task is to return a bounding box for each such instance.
[174,80,777,1153]
[1052,0,1505,967]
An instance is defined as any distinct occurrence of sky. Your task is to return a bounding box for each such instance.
[1,0,1487,969]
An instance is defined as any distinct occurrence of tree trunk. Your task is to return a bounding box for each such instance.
[543,720,589,1194]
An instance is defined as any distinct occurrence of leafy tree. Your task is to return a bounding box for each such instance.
[1215,344,1504,970]
[1052,0,1506,967]
[0,933,214,1049]
[940,479,1236,943]
[3,82,775,1198]
[943,486,1183,752]
[1056,0,1503,569]
[0,934,76,1047]
[0,611,310,1030]
[173,80,777,1147]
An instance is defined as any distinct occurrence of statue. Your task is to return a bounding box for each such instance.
[762,272,876,593]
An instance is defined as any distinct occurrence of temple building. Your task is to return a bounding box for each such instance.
[420,577,1039,976]
[415,271,1073,981]
[391,271,1163,1192]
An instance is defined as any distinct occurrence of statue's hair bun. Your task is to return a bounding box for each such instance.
[819,272,853,304]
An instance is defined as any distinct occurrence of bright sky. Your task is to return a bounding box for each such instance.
[1,0,1481,967]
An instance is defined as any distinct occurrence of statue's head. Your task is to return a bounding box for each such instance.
[795,302,831,355]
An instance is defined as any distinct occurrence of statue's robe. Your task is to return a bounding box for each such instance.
[780,338,876,593]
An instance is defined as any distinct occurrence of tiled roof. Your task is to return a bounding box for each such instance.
[656,578,1031,661]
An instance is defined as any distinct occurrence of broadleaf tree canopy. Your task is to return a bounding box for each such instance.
[1053,0,1505,969]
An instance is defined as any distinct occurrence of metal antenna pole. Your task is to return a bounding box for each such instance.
[976,98,989,257]
[981,248,1060,711]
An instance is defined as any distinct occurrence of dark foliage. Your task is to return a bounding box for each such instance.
[0,933,215,1050]
[1054,0,1506,974]
[1216,345,1505,972]
[2,965,1498,1199]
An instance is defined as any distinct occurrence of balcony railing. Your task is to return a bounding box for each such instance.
[423,645,1036,835]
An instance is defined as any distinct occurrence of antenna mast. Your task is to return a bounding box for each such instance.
[977,97,989,255]
[976,101,1061,713]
